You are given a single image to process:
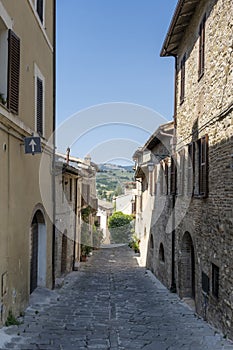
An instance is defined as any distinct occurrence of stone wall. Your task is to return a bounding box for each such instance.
[173,0,233,338]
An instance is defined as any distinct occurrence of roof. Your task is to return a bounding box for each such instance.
[143,121,174,151]
[98,199,114,210]
[160,0,199,57]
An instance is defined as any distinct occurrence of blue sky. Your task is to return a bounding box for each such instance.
[56,0,178,164]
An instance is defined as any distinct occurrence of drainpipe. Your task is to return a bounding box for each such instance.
[51,0,56,289]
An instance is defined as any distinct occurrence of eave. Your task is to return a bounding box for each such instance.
[160,0,199,57]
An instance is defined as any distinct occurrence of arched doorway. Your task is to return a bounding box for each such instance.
[61,231,68,274]
[180,232,195,299]
[30,210,47,293]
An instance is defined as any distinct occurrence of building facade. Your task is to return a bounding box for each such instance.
[55,152,98,278]
[97,199,113,245]
[0,0,55,325]
[160,0,233,337]
[133,122,174,269]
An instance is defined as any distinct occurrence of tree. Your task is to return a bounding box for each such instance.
[108,211,134,244]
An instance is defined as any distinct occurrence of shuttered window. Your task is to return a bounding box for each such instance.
[7,30,20,114]
[36,77,43,135]
[198,134,208,197]
[170,156,177,195]
[187,143,195,196]
[180,54,186,104]
[36,0,44,23]
[178,149,185,195]
[198,14,206,79]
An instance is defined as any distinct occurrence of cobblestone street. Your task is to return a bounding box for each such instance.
[1,245,233,350]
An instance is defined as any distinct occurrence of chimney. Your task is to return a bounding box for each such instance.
[66,147,70,164]
[84,154,91,166]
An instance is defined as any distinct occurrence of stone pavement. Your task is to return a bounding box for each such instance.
[1,245,233,350]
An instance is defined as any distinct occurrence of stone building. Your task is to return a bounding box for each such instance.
[55,152,98,278]
[0,1,55,325]
[160,0,233,337]
[96,199,113,245]
[133,122,174,269]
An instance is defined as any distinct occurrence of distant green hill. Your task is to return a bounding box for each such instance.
[96,163,135,201]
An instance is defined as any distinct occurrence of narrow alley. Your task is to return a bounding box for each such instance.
[1,246,233,350]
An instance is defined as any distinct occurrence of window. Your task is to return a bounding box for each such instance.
[202,271,210,295]
[35,65,45,136]
[170,156,177,195]
[198,14,206,79]
[180,54,186,103]
[187,142,195,196]
[0,24,20,114]
[187,135,208,197]
[36,0,44,23]
[212,264,219,299]
[198,135,208,197]
[159,243,165,263]
[7,30,20,114]
[178,149,185,195]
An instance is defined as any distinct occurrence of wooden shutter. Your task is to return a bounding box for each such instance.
[187,143,195,196]
[198,14,206,79]
[164,161,169,195]
[37,77,43,135]
[199,134,208,197]
[7,30,20,114]
[37,0,44,23]
[178,149,185,195]
[170,155,177,195]
[180,54,186,103]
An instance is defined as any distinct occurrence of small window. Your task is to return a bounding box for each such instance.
[159,243,165,263]
[36,0,44,23]
[202,271,210,295]
[170,156,177,195]
[212,263,219,299]
[198,14,206,80]
[180,54,186,104]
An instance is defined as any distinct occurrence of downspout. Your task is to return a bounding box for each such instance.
[170,54,178,293]
[52,0,56,289]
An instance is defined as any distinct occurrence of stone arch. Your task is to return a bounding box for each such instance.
[159,243,165,263]
[30,208,47,293]
[180,232,195,299]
